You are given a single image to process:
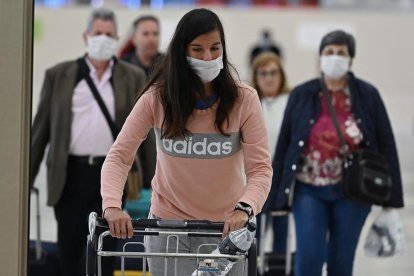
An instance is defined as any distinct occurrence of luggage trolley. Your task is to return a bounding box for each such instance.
[86,212,257,276]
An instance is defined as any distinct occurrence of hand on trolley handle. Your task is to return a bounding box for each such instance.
[222,209,250,239]
[87,212,258,276]
[103,207,134,239]
[103,206,250,240]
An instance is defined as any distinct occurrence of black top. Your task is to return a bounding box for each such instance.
[121,52,163,78]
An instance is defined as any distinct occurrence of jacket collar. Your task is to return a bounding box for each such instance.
[309,71,359,95]
[66,56,127,127]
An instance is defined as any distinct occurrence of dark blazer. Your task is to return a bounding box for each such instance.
[121,52,163,77]
[263,72,404,211]
[30,57,146,206]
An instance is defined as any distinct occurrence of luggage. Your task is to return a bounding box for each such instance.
[262,252,295,276]
[113,235,146,273]
[124,188,151,219]
[28,241,60,276]
[258,211,295,276]
[28,187,60,276]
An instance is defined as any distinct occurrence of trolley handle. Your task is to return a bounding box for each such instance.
[96,217,224,231]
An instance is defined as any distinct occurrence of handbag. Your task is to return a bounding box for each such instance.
[124,160,143,200]
[78,58,143,200]
[320,77,392,205]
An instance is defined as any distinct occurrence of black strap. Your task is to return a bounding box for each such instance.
[77,57,139,172]
[77,58,118,140]
[320,74,349,155]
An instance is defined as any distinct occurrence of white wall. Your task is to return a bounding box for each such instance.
[33,8,414,96]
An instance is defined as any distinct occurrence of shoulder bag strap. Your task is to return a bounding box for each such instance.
[319,74,349,155]
[77,58,139,171]
[77,58,118,140]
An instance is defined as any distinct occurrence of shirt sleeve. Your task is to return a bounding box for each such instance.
[101,90,155,212]
[238,89,273,215]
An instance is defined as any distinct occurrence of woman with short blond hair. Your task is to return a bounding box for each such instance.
[251,51,290,255]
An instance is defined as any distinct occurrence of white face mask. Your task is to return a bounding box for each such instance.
[87,34,118,61]
[320,55,350,80]
[187,55,224,83]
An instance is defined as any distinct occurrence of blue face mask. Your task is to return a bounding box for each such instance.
[187,55,223,83]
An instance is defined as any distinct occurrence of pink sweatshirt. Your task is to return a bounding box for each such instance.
[101,82,272,221]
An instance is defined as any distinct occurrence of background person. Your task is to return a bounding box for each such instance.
[251,51,290,255]
[263,30,404,276]
[119,15,163,192]
[249,29,283,66]
[120,15,162,78]
[30,8,146,276]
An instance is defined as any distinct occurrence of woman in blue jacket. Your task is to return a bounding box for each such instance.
[263,30,404,276]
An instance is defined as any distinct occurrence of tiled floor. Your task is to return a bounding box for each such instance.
[30,136,414,275]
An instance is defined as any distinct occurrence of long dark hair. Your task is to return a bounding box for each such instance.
[138,8,239,139]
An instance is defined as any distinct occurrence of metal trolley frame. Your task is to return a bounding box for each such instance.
[86,212,257,276]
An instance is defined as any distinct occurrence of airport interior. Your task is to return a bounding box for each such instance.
[1,0,413,275]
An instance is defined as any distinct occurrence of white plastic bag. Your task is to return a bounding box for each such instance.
[364,209,407,257]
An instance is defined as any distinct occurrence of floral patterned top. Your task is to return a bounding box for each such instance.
[296,88,363,186]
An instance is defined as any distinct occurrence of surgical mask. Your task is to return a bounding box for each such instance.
[320,55,350,80]
[87,34,118,61]
[187,55,223,83]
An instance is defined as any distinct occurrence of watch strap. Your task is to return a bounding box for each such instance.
[234,202,253,216]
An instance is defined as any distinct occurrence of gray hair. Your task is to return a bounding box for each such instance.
[86,8,118,35]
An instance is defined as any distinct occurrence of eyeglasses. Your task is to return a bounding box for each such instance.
[256,69,279,78]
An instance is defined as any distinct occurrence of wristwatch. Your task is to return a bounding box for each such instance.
[234,202,253,217]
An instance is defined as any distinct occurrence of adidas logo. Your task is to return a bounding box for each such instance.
[155,128,241,159]
[162,137,232,156]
